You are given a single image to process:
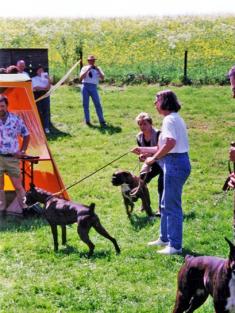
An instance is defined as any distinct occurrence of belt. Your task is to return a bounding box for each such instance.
[0,153,14,157]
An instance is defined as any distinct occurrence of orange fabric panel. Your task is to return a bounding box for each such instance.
[1,80,69,200]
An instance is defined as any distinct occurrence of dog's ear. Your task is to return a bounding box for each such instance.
[30,183,35,190]
[123,171,131,178]
[225,237,235,260]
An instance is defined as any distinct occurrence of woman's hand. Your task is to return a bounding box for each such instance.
[139,154,147,162]
[131,147,142,155]
[145,156,156,165]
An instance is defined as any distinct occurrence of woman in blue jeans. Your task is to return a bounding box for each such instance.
[132,90,191,255]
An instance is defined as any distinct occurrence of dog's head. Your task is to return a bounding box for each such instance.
[112,170,133,186]
[225,237,235,274]
[24,184,51,206]
[24,184,38,206]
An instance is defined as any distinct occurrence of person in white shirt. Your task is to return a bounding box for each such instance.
[16,60,30,78]
[32,65,51,134]
[79,55,106,127]
[132,90,191,255]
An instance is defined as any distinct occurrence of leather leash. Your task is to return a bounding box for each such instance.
[49,150,130,199]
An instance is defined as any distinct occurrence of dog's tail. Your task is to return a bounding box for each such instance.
[89,203,96,212]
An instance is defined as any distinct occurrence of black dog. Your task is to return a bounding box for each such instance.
[172,237,235,313]
[24,185,120,257]
[111,170,153,217]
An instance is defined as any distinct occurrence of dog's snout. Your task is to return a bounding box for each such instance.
[111,174,120,186]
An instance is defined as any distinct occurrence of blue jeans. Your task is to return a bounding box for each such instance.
[81,83,105,123]
[36,96,50,130]
[158,153,191,250]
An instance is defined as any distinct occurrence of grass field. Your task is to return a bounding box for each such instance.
[0,84,235,312]
[1,16,235,84]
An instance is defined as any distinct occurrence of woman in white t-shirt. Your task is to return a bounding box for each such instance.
[32,65,51,134]
[132,90,191,255]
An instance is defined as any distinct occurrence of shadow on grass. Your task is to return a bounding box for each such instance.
[58,245,114,259]
[183,211,196,220]
[86,122,122,135]
[181,248,205,258]
[129,213,158,231]
[46,123,72,140]
[0,215,47,232]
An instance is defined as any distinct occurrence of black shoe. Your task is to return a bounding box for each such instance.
[100,121,107,128]
[85,121,92,126]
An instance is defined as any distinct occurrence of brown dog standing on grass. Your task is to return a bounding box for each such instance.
[111,170,154,218]
[172,237,235,313]
[24,185,120,257]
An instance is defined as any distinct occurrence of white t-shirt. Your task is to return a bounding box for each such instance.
[32,74,49,89]
[158,112,189,153]
[80,65,104,85]
[21,71,30,78]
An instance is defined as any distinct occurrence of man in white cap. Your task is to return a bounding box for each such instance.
[79,55,106,127]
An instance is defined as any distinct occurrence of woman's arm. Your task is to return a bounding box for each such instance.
[131,146,158,155]
[145,138,176,165]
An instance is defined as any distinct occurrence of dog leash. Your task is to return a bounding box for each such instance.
[50,150,131,199]
[35,59,81,103]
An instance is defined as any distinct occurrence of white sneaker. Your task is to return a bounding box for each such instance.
[157,246,182,255]
[147,238,169,247]
[45,128,50,134]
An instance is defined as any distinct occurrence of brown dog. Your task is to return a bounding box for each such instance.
[111,170,154,217]
[24,185,120,257]
[172,237,235,313]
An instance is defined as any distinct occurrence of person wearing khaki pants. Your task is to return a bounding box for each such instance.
[0,94,30,216]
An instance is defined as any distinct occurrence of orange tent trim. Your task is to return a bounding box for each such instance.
[0,74,69,200]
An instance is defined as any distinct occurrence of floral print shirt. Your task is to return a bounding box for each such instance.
[0,112,29,154]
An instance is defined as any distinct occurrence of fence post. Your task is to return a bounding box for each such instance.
[183,50,188,83]
[75,42,83,75]
[79,48,83,71]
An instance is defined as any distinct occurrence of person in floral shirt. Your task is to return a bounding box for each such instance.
[0,94,30,216]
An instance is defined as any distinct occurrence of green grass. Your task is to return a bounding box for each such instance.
[0,84,235,312]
